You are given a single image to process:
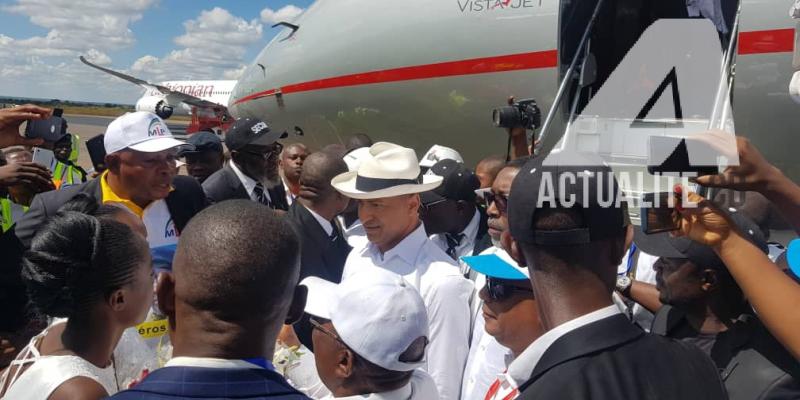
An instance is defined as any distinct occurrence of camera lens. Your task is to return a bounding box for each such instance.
[493,106,520,128]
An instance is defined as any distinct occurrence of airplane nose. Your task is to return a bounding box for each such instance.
[228,64,267,119]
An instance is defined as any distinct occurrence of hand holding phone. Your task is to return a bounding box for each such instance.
[641,192,680,234]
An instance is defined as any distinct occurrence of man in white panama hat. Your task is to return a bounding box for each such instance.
[331,142,474,400]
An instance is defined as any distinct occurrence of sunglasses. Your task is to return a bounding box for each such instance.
[309,316,348,347]
[482,191,508,214]
[238,143,283,161]
[486,277,533,301]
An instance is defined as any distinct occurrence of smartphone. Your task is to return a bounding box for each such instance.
[641,192,680,234]
[647,136,718,176]
[25,108,67,143]
[85,134,107,171]
[31,147,57,171]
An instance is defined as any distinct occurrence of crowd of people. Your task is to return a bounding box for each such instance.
[0,103,799,400]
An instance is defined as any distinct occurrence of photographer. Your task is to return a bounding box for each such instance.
[495,96,540,160]
[640,204,800,399]
[675,188,800,361]
[0,147,54,209]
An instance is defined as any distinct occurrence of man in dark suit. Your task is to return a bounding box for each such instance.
[420,159,490,263]
[285,151,352,348]
[503,154,727,399]
[110,200,309,400]
[203,118,289,211]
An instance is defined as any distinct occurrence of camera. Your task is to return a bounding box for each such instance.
[492,99,542,130]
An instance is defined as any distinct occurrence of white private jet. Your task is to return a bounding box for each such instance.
[229,0,798,186]
[80,56,236,132]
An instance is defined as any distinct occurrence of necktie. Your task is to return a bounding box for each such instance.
[445,233,465,261]
[329,221,340,241]
[253,183,272,208]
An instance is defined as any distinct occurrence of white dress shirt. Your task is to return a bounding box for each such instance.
[342,224,474,400]
[429,208,481,262]
[460,246,517,400]
[283,178,296,206]
[615,247,660,331]
[307,206,334,237]
[166,356,273,370]
[460,311,513,400]
[339,217,368,250]
[485,305,622,400]
[321,370,439,400]
[230,161,272,203]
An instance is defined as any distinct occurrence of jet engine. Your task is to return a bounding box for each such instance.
[135,96,174,119]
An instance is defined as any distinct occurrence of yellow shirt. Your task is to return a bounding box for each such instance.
[99,171,145,217]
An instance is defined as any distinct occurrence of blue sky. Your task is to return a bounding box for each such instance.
[0,0,312,104]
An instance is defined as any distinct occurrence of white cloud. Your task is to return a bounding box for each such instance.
[0,4,267,103]
[260,5,304,25]
[128,7,263,83]
[3,0,157,52]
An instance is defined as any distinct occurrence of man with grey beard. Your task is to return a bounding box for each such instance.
[203,118,289,211]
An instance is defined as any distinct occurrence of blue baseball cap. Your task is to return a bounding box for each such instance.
[461,250,529,280]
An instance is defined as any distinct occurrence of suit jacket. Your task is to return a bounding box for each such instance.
[286,201,352,348]
[471,207,491,256]
[108,366,310,400]
[203,164,289,211]
[12,175,206,249]
[653,306,800,400]
[518,314,728,400]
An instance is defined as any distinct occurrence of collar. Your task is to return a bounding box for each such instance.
[166,356,274,371]
[100,170,144,217]
[507,305,621,385]
[307,206,334,236]
[229,161,259,197]
[460,208,481,244]
[367,223,427,264]
[328,384,411,400]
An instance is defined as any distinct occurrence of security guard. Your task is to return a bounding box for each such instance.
[52,133,87,187]
[0,196,27,233]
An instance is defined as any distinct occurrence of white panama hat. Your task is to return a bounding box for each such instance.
[331,142,442,199]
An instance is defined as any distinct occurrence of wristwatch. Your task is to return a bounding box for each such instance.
[616,275,633,297]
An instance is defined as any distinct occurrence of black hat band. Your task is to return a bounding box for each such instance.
[355,174,423,192]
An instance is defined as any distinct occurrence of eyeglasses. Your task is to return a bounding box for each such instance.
[482,191,508,214]
[309,316,348,347]
[486,277,533,301]
[238,143,283,161]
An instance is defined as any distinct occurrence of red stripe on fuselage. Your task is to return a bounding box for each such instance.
[233,29,795,106]
[232,49,558,105]
[738,28,794,55]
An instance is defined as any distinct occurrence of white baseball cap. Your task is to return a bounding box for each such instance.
[419,144,464,168]
[300,268,429,372]
[104,111,187,155]
[343,146,371,172]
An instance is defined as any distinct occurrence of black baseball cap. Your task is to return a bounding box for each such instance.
[635,210,768,269]
[421,159,480,204]
[180,131,223,156]
[508,153,625,246]
[224,117,287,151]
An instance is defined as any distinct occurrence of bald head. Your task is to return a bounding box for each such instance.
[173,200,300,322]
[476,155,506,189]
[299,151,348,203]
[346,133,373,152]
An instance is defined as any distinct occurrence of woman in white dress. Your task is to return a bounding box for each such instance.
[0,209,153,399]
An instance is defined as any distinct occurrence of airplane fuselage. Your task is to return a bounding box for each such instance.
[229,0,799,182]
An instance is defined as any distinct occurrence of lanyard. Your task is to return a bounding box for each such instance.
[485,378,519,400]
[621,243,637,276]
